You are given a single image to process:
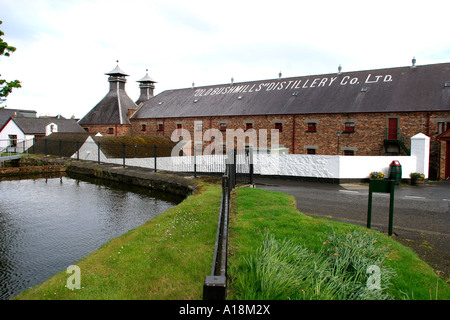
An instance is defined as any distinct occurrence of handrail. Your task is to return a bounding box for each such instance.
[0,138,33,156]
[384,129,410,155]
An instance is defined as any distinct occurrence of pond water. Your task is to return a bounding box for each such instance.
[0,173,183,300]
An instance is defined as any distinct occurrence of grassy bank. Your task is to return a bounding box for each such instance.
[14,182,221,300]
[227,187,450,300]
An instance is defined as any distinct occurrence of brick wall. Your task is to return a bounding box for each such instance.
[131,112,448,153]
[130,111,450,179]
[81,124,131,136]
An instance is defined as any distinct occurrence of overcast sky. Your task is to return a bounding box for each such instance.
[1,0,449,119]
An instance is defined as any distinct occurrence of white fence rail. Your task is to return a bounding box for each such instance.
[0,139,34,155]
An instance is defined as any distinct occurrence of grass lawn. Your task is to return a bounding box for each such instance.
[227,187,450,300]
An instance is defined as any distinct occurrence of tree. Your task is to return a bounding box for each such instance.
[0,20,21,108]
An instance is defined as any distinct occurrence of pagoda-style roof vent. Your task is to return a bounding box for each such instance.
[105,61,129,77]
[137,70,156,83]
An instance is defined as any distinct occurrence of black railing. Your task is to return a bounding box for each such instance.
[203,162,234,300]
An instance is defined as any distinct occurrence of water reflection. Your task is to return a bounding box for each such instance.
[0,173,182,300]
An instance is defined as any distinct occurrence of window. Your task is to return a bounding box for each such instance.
[219,123,227,131]
[307,122,317,132]
[157,123,164,131]
[196,121,203,132]
[245,123,253,131]
[9,135,17,147]
[344,122,355,133]
[176,123,182,136]
[437,122,450,134]
[141,123,147,132]
[344,150,355,156]
[307,148,316,154]
[108,127,114,135]
[274,123,283,132]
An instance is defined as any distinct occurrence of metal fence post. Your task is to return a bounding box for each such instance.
[98,142,101,164]
[122,143,126,168]
[194,146,197,178]
[388,181,395,236]
[154,144,157,172]
[249,146,254,185]
[76,141,79,160]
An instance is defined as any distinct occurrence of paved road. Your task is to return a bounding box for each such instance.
[254,177,450,278]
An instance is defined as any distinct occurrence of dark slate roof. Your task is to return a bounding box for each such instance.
[79,64,137,126]
[0,108,37,128]
[78,88,136,125]
[132,62,450,119]
[12,117,85,135]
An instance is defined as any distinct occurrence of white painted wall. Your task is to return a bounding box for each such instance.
[74,136,108,161]
[71,133,430,180]
[338,156,416,179]
[45,123,58,136]
[0,120,34,153]
[254,154,339,178]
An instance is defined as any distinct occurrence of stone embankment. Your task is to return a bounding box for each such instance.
[2,155,197,197]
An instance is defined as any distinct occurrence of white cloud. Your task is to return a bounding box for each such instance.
[1,0,449,118]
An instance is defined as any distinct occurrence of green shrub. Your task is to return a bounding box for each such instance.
[231,230,396,300]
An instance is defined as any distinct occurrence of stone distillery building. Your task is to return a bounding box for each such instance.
[79,61,450,180]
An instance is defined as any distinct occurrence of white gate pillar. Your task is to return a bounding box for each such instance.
[410,133,430,179]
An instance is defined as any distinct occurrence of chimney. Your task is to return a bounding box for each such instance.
[105,61,129,92]
[136,69,157,105]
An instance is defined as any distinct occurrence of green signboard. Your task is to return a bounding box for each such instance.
[367,179,395,236]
